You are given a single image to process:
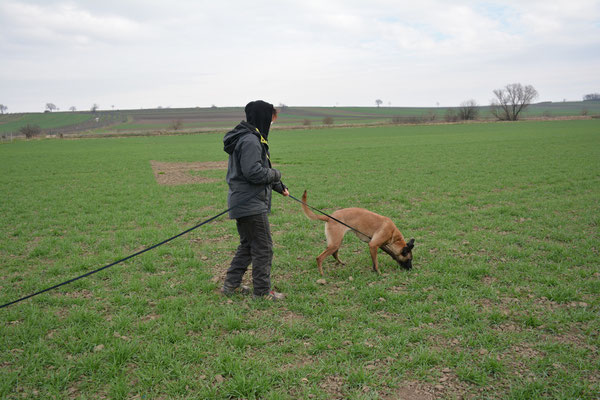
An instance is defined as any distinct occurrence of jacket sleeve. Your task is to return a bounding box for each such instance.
[238,136,280,184]
[272,180,287,194]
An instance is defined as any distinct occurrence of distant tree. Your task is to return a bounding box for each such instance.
[278,103,288,111]
[0,104,7,114]
[490,83,538,121]
[323,116,334,125]
[583,93,600,101]
[302,119,312,126]
[170,119,183,130]
[20,124,42,139]
[45,103,57,112]
[69,106,77,112]
[210,104,217,109]
[457,99,479,120]
[91,103,99,113]
[375,99,383,107]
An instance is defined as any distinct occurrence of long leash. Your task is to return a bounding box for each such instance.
[0,189,263,309]
[288,193,373,240]
[3,190,388,309]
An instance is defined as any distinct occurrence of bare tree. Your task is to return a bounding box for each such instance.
[0,104,7,114]
[375,99,383,107]
[20,124,42,139]
[91,103,99,113]
[170,119,183,130]
[45,103,57,112]
[583,93,600,101]
[490,83,538,121]
[69,106,77,112]
[458,99,479,120]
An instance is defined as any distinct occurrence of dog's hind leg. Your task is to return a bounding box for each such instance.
[332,250,345,265]
[316,246,340,276]
[316,223,346,275]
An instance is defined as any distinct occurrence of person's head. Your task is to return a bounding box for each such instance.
[245,100,277,136]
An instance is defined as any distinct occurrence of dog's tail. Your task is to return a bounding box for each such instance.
[301,190,329,222]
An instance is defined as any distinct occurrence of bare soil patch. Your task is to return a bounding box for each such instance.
[150,160,227,185]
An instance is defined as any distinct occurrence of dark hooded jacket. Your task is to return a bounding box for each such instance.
[223,101,286,219]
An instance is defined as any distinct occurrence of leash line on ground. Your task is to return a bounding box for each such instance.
[3,189,379,309]
[1,188,266,310]
[0,208,233,309]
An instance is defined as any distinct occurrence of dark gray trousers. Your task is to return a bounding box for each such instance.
[224,213,273,296]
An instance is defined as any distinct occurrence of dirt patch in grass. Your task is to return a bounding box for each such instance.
[150,160,227,185]
[319,375,346,398]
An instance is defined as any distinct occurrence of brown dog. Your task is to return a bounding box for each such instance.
[300,190,415,275]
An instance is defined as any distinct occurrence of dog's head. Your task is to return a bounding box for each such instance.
[398,238,415,269]
[384,237,415,270]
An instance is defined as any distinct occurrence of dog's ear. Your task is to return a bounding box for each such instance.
[401,239,414,256]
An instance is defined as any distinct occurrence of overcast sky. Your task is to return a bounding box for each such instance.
[1,0,599,113]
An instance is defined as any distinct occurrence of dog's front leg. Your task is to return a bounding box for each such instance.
[368,244,380,274]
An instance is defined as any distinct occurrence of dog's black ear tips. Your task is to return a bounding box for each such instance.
[407,238,415,249]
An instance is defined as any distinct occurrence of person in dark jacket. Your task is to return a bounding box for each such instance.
[222,100,288,300]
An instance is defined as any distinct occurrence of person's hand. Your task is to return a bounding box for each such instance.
[282,188,290,197]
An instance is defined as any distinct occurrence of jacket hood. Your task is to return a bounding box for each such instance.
[245,100,274,137]
[223,121,257,154]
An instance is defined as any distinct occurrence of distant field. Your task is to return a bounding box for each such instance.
[1,120,598,399]
[0,112,93,134]
[1,101,599,137]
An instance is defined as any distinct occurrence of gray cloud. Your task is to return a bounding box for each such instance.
[1,0,599,112]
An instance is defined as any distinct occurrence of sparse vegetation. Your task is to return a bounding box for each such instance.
[19,124,42,138]
[490,83,538,121]
[458,99,479,120]
[170,119,183,130]
[2,103,600,139]
[583,93,600,101]
[323,116,334,125]
[445,108,459,122]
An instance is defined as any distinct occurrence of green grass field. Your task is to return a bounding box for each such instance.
[1,120,599,399]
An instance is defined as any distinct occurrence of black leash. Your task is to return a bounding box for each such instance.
[2,189,389,309]
[1,189,263,309]
[288,193,373,240]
